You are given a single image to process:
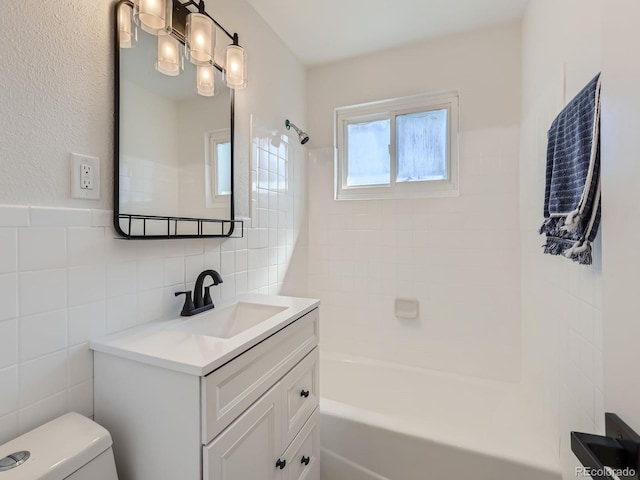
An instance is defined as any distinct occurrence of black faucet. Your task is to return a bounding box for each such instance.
[175,270,224,317]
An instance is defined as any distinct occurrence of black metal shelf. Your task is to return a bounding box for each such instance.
[116,214,243,239]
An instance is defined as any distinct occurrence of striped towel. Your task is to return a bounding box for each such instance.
[540,73,602,265]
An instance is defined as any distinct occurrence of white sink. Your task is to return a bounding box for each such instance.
[172,301,288,339]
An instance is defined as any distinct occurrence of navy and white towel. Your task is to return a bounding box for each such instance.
[540,73,602,265]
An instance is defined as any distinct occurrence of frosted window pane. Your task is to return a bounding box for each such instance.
[346,119,390,186]
[216,142,231,196]
[396,109,448,182]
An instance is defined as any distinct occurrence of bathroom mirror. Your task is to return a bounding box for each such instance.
[114,0,239,238]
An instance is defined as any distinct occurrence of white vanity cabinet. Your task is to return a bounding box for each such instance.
[93,303,319,480]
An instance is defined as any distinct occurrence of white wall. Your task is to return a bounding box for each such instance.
[0,0,307,442]
[519,1,604,478]
[306,23,522,382]
[601,0,640,438]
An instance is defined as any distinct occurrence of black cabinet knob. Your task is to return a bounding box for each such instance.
[300,389,310,398]
[275,459,286,470]
[301,456,310,466]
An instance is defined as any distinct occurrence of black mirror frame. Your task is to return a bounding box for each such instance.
[113,0,240,239]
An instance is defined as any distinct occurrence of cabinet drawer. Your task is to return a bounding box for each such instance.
[281,348,319,447]
[202,308,319,443]
[283,408,320,480]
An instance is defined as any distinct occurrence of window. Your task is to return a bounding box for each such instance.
[205,129,231,207]
[335,91,459,200]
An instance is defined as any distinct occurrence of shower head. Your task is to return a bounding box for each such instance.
[285,119,310,145]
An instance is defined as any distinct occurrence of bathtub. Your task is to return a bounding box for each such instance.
[319,352,561,480]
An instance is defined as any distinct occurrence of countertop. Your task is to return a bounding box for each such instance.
[90,294,319,376]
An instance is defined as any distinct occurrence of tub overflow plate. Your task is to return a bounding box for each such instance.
[0,451,30,472]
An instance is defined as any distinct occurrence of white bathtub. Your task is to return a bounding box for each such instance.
[319,353,561,480]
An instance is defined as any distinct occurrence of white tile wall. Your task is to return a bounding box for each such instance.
[519,77,604,479]
[519,2,605,473]
[0,119,306,440]
[307,125,522,382]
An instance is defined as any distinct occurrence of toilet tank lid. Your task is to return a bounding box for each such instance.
[0,412,113,480]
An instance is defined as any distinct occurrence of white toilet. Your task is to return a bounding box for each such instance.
[0,412,118,479]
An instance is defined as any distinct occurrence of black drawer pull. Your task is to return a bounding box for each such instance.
[301,456,310,466]
[300,389,310,398]
[276,459,286,470]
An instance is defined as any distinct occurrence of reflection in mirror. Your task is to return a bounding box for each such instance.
[115,1,238,238]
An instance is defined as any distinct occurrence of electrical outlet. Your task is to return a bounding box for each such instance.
[71,154,100,200]
[81,164,93,190]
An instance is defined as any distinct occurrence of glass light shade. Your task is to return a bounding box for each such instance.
[224,44,247,89]
[118,3,136,48]
[197,65,216,96]
[186,13,215,65]
[137,0,172,35]
[156,34,180,76]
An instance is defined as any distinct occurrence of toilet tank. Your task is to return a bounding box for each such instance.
[0,412,118,480]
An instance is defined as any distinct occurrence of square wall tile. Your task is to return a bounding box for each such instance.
[0,319,17,369]
[0,229,17,274]
[106,262,137,298]
[67,343,93,386]
[137,259,162,292]
[68,301,106,346]
[0,366,18,416]
[19,310,67,362]
[68,381,93,418]
[106,294,138,334]
[163,257,184,287]
[185,255,204,286]
[0,412,19,444]
[19,350,67,408]
[68,264,105,307]
[236,250,248,272]
[67,227,105,267]
[18,391,67,435]
[221,251,235,276]
[19,269,66,317]
[18,228,66,272]
[138,289,164,324]
[0,274,17,321]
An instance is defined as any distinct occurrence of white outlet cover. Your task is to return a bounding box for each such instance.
[71,153,100,200]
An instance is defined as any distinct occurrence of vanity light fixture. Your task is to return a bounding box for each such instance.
[224,35,247,89]
[118,2,136,48]
[117,0,247,95]
[136,0,173,35]
[156,34,181,76]
[196,65,216,96]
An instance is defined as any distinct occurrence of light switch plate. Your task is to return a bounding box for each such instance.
[71,153,100,200]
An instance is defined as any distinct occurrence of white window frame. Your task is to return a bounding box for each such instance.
[335,91,459,201]
[205,129,231,207]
